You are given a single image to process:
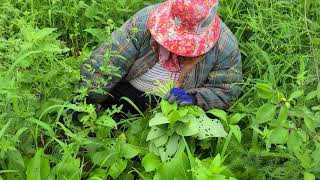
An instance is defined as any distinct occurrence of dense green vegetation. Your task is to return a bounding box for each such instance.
[0,0,319,179]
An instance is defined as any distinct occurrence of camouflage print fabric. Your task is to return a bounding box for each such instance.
[80,4,243,111]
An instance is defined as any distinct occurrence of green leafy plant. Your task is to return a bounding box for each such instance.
[147,100,227,161]
[0,0,319,179]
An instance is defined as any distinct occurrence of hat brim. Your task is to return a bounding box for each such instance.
[148,1,220,57]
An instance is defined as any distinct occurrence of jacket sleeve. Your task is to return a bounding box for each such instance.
[187,26,243,111]
[80,10,149,104]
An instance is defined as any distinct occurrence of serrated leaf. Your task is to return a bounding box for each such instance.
[256,103,276,124]
[96,115,117,129]
[142,153,161,172]
[146,127,166,141]
[35,28,57,41]
[149,113,170,127]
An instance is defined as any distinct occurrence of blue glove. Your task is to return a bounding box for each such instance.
[163,88,195,106]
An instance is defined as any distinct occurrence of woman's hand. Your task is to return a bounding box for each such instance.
[163,88,195,106]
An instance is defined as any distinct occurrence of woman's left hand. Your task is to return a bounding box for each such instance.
[163,88,195,106]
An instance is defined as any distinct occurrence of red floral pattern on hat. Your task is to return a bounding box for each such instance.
[148,0,220,57]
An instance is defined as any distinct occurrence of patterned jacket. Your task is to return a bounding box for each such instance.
[81,4,243,111]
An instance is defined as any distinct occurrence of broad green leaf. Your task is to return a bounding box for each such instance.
[85,4,98,18]
[91,150,118,168]
[164,134,180,156]
[178,108,189,117]
[209,154,227,174]
[269,127,288,144]
[187,105,205,117]
[153,133,169,147]
[154,152,191,180]
[228,113,246,125]
[176,116,200,136]
[48,154,81,180]
[146,126,166,141]
[196,115,227,140]
[26,149,50,180]
[289,90,304,100]
[160,100,176,116]
[256,103,276,124]
[142,153,161,172]
[311,144,320,165]
[277,105,288,124]
[255,83,274,99]
[270,105,288,127]
[40,156,51,180]
[149,113,170,127]
[88,168,108,180]
[108,159,127,179]
[120,143,141,159]
[229,125,241,143]
[297,128,309,142]
[304,172,315,180]
[194,157,229,180]
[7,149,25,180]
[158,134,181,161]
[168,110,181,124]
[304,116,316,132]
[299,152,313,169]
[207,109,227,122]
[287,131,302,154]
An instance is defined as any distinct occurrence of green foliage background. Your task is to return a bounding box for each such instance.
[0,0,319,179]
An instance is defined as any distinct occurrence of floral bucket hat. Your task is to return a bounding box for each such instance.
[148,0,220,57]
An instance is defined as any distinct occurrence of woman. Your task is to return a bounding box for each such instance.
[80,0,243,113]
